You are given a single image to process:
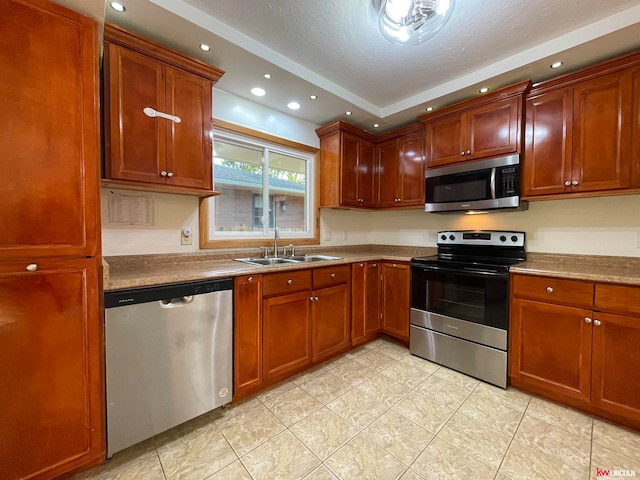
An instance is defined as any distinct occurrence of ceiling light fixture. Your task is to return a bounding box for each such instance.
[379,0,455,46]
[263,73,272,79]
[479,87,489,93]
[251,87,266,97]
[345,111,352,115]
[373,123,380,128]
[310,95,317,100]
[550,61,563,69]
[426,106,434,112]
[199,44,210,52]
[110,1,126,12]
[287,101,301,110]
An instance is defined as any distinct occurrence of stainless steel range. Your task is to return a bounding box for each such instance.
[410,230,526,388]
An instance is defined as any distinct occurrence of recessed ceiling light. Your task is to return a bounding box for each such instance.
[199,44,210,52]
[263,73,271,79]
[345,111,352,116]
[373,123,380,128]
[251,87,266,97]
[479,87,490,93]
[110,1,126,12]
[310,95,317,100]
[287,101,301,110]
[426,107,434,112]
[550,61,563,69]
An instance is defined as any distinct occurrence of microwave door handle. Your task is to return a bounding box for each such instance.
[490,167,497,199]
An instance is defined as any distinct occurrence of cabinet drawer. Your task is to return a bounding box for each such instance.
[595,284,640,316]
[263,269,312,297]
[512,275,594,307]
[313,265,350,288]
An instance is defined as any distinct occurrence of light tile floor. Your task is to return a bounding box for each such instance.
[71,337,640,480]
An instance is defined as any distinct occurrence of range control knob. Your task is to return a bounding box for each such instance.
[440,234,447,241]
[511,235,518,242]
[500,235,507,242]
[449,234,455,241]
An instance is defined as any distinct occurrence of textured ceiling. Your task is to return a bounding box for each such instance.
[91,0,640,131]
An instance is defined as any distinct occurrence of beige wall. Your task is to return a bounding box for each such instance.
[103,189,640,258]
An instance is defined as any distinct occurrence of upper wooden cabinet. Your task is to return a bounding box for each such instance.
[376,125,425,207]
[316,121,376,208]
[419,81,530,168]
[523,53,640,199]
[103,24,224,196]
[0,0,100,260]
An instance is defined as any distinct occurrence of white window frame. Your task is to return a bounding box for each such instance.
[206,129,315,242]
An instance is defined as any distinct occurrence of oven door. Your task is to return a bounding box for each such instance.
[410,264,509,330]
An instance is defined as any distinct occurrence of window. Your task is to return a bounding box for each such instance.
[201,127,317,247]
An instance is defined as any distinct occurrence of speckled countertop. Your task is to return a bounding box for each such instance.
[511,253,640,286]
[103,247,640,291]
[103,245,436,291]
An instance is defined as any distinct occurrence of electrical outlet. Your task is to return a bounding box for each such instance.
[181,227,193,245]
[323,230,332,241]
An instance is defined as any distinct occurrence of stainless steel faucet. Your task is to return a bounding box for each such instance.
[273,227,280,257]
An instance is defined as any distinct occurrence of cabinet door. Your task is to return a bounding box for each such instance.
[466,96,520,160]
[233,275,262,398]
[381,263,410,341]
[0,0,100,259]
[523,89,573,197]
[425,114,465,167]
[312,284,351,362]
[0,258,103,480]
[104,44,166,184]
[359,139,376,207]
[572,71,632,192]
[263,291,312,380]
[399,131,425,205]
[352,262,382,345]
[509,298,592,402]
[376,139,401,207]
[633,68,640,187]
[340,132,361,206]
[165,66,213,190]
[591,312,640,421]
[365,262,382,336]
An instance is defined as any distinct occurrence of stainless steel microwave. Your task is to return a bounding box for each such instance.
[424,155,527,213]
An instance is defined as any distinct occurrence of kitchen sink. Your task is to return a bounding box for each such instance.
[234,254,341,267]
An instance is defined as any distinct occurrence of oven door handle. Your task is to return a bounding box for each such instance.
[414,264,508,277]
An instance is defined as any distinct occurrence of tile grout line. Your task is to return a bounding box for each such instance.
[493,393,533,479]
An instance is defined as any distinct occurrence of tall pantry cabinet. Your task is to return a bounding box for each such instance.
[0,1,104,479]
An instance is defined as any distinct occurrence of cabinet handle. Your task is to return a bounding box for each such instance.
[331,273,336,278]
[160,171,168,177]
[373,263,377,267]
[315,296,319,301]
[359,263,364,267]
[571,180,579,186]
[546,286,553,293]
[310,296,314,301]
[26,263,38,272]
[593,319,601,326]
[584,317,592,324]
[466,150,471,155]
[393,263,397,268]
[143,107,182,124]
[167,172,174,178]
[564,181,571,186]
[287,279,293,285]
[460,151,465,156]
[248,276,253,282]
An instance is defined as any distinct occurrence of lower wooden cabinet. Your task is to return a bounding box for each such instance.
[0,258,103,480]
[510,274,640,429]
[263,290,312,380]
[351,262,381,346]
[381,262,410,342]
[312,283,351,362]
[233,275,263,398]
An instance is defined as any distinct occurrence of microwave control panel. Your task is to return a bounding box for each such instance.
[499,167,517,196]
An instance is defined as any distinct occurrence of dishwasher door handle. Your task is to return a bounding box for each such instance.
[159,295,194,308]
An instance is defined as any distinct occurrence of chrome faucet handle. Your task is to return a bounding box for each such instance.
[287,244,295,256]
[259,246,269,258]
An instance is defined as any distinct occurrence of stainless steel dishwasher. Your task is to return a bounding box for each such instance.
[104,278,233,457]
